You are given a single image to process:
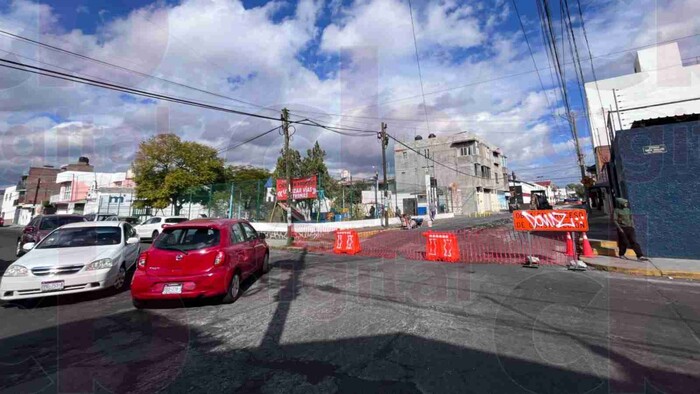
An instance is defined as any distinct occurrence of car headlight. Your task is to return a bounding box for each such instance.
[85,258,114,271]
[4,265,29,277]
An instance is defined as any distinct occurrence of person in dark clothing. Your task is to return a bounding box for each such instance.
[369,205,375,219]
[614,198,648,261]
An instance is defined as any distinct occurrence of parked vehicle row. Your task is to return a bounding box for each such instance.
[1,218,270,309]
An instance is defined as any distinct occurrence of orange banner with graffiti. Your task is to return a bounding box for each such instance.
[513,209,589,232]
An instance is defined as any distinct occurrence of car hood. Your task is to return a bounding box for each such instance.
[13,245,121,269]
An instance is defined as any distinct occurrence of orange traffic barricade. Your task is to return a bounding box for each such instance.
[334,229,361,255]
[423,231,460,262]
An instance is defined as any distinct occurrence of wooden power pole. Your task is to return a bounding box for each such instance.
[282,108,293,245]
[379,122,389,227]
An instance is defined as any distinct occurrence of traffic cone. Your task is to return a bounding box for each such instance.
[581,233,595,258]
[565,232,575,257]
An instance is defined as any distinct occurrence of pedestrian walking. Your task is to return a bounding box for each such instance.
[369,205,375,219]
[614,198,648,261]
[429,201,437,221]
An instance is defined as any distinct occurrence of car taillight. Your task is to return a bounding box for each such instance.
[137,253,148,269]
[213,251,225,266]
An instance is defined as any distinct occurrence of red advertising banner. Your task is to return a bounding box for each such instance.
[512,209,589,232]
[276,176,318,201]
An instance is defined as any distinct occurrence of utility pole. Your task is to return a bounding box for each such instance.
[282,108,293,246]
[378,122,389,227]
[33,178,41,215]
[374,171,379,219]
[569,112,589,210]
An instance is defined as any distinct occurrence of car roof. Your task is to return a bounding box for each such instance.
[60,221,123,229]
[164,218,246,229]
[37,214,85,218]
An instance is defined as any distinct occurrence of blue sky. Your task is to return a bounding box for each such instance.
[0,0,698,187]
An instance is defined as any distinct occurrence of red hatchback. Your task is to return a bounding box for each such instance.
[130,219,269,308]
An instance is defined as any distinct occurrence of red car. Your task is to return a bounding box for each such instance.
[130,219,269,308]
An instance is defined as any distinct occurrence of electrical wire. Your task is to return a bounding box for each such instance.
[0,28,276,113]
[0,58,283,122]
[407,0,431,134]
[217,126,281,154]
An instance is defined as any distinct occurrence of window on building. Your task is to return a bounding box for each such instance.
[460,147,468,156]
[467,142,478,156]
[495,172,499,184]
[474,163,480,176]
[481,166,491,179]
[424,148,430,158]
[402,151,407,159]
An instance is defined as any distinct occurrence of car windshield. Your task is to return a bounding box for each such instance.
[165,218,188,224]
[37,227,122,248]
[155,227,220,251]
[39,216,86,231]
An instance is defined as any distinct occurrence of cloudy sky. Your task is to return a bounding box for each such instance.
[0,0,698,187]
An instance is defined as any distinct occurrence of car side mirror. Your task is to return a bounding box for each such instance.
[22,242,36,252]
[258,233,266,240]
[126,237,140,245]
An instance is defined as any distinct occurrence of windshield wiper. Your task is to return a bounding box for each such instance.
[161,246,189,255]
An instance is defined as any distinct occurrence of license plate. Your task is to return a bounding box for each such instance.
[41,281,65,292]
[162,284,182,294]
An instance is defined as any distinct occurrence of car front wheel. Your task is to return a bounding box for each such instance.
[261,253,270,274]
[113,264,127,291]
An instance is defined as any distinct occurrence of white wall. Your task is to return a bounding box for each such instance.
[585,42,700,149]
[251,212,455,234]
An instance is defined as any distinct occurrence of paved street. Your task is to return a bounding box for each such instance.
[0,226,699,393]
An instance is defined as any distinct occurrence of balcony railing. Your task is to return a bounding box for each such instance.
[49,194,72,203]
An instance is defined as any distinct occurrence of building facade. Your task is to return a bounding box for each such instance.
[394,133,508,215]
[584,42,700,212]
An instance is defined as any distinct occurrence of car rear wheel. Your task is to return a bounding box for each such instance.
[221,272,241,304]
[261,253,270,274]
[151,230,159,241]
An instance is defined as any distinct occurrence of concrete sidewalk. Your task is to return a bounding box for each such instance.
[582,255,700,280]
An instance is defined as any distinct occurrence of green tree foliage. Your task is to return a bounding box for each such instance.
[272,148,303,180]
[223,165,271,218]
[566,183,585,198]
[132,134,224,215]
[301,141,338,199]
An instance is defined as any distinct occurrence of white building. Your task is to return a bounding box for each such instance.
[585,43,700,149]
[1,186,19,225]
[584,42,700,210]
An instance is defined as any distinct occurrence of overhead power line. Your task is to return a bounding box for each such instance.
[0,57,283,122]
[407,0,431,134]
[0,28,276,113]
[217,126,281,154]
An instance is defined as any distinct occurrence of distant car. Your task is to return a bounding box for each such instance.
[119,216,140,225]
[16,214,87,257]
[84,213,119,222]
[130,219,269,308]
[564,198,581,204]
[134,216,189,241]
[1,221,141,301]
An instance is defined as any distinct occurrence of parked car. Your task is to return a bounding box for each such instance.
[16,214,87,257]
[1,221,141,301]
[130,219,269,308]
[134,216,189,241]
[84,213,119,222]
[119,216,140,225]
[0,217,4,227]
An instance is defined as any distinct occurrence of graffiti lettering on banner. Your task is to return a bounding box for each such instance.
[277,176,318,201]
[513,209,589,232]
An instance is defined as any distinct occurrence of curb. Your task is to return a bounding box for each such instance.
[583,259,700,280]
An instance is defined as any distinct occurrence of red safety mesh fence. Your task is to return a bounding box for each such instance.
[294,227,570,266]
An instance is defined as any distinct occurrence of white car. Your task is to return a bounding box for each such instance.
[134,216,188,241]
[0,221,141,301]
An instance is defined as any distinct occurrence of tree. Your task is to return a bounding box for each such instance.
[222,165,271,219]
[301,141,339,199]
[566,183,585,198]
[132,134,224,215]
[272,148,303,180]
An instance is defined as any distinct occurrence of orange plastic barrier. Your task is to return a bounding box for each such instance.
[334,229,361,255]
[423,231,460,262]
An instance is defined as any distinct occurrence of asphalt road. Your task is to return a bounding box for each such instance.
[0,226,698,393]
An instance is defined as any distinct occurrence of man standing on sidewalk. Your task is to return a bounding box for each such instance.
[614,198,649,261]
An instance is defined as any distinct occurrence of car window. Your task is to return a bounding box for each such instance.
[230,225,245,244]
[38,216,85,231]
[145,218,158,224]
[29,217,40,227]
[241,223,258,241]
[165,218,188,224]
[37,227,122,248]
[155,227,220,251]
[123,224,136,240]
